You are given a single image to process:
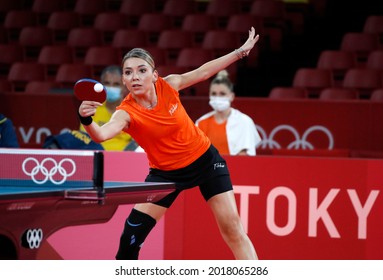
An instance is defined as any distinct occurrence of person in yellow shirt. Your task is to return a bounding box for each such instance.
[78,27,259,260]
[79,65,133,151]
[196,70,261,156]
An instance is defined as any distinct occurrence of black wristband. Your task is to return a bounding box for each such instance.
[78,112,93,126]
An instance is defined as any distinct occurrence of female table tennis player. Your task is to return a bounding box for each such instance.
[78,27,259,260]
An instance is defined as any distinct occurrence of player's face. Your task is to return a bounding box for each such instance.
[122,57,158,95]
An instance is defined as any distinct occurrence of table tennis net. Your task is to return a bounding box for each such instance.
[0,148,103,189]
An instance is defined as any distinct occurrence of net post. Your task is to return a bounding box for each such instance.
[93,151,105,204]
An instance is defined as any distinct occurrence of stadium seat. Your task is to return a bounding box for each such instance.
[340,32,380,65]
[25,80,62,94]
[4,10,37,42]
[181,14,217,46]
[37,45,74,78]
[138,13,173,45]
[363,15,383,45]
[8,62,46,91]
[317,50,357,85]
[319,88,359,100]
[269,87,308,99]
[67,28,104,60]
[163,0,197,27]
[370,88,383,101]
[31,0,66,24]
[84,46,121,78]
[292,68,334,96]
[206,0,241,27]
[202,30,241,56]
[47,11,81,43]
[176,48,214,69]
[343,68,382,97]
[0,44,24,77]
[119,0,156,27]
[93,12,129,43]
[157,30,194,64]
[366,50,383,71]
[19,26,53,61]
[55,63,93,88]
[74,0,106,26]
[112,29,148,53]
[250,0,286,28]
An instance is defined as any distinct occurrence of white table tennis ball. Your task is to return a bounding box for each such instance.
[94,83,103,92]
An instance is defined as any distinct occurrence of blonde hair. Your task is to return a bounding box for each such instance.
[210,70,233,91]
[122,48,155,70]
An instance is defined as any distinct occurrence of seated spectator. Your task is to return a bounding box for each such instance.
[195,70,261,156]
[0,114,20,148]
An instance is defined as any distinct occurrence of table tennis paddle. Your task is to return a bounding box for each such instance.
[74,78,106,103]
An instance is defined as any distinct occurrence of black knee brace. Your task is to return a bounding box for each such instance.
[115,208,157,260]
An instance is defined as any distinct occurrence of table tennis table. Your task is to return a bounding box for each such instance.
[0,149,175,259]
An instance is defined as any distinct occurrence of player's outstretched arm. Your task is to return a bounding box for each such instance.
[78,101,130,143]
[165,27,259,91]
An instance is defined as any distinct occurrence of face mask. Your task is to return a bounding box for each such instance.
[105,86,121,102]
[209,96,231,112]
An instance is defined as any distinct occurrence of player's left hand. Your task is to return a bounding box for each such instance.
[240,27,260,56]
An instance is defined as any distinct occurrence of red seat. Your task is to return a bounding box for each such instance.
[157,30,194,64]
[67,28,104,60]
[292,68,334,96]
[269,87,308,99]
[366,50,383,71]
[0,44,24,77]
[8,62,46,91]
[138,13,173,45]
[112,29,148,53]
[93,12,129,43]
[250,0,286,28]
[163,0,197,27]
[340,32,380,65]
[319,88,359,100]
[175,48,215,95]
[4,10,37,42]
[206,0,241,27]
[38,45,74,78]
[202,30,241,55]
[176,48,214,69]
[143,47,167,67]
[181,14,217,46]
[74,0,106,26]
[370,88,383,102]
[31,0,66,24]
[47,11,81,43]
[317,50,357,85]
[25,80,62,94]
[363,15,383,45]
[55,63,93,87]
[19,26,54,60]
[343,68,382,97]
[120,0,156,27]
[84,46,121,78]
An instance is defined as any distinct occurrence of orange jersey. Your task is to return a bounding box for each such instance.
[116,77,211,170]
[197,116,230,155]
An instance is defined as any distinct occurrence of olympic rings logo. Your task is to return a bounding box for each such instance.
[24,228,43,249]
[255,125,334,150]
[22,157,76,185]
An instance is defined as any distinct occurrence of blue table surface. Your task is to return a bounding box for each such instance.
[0,180,165,195]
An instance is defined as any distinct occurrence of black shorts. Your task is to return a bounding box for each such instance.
[145,144,233,208]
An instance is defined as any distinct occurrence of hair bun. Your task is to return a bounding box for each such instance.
[216,70,229,79]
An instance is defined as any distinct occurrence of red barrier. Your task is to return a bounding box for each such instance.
[164,155,383,260]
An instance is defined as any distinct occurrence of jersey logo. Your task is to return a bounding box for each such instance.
[169,103,178,115]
